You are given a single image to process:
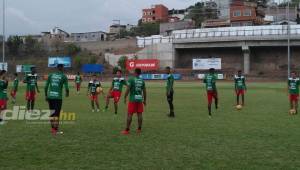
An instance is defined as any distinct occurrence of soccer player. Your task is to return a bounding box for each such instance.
[87,74,103,112]
[75,72,82,94]
[45,64,69,135]
[0,70,8,124]
[10,73,19,104]
[105,70,127,115]
[234,70,247,106]
[122,68,146,135]
[288,71,300,114]
[203,68,218,117]
[165,66,175,117]
[24,67,40,112]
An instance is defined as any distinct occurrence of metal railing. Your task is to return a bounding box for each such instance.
[137,26,300,47]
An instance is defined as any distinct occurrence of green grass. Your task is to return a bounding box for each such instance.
[0,81,300,170]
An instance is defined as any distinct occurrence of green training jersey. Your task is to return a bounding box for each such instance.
[25,74,38,92]
[45,72,69,100]
[166,74,174,92]
[88,80,101,94]
[234,75,246,90]
[203,73,217,91]
[75,75,82,84]
[112,77,127,92]
[288,77,300,94]
[0,80,8,100]
[128,76,145,103]
[13,78,19,91]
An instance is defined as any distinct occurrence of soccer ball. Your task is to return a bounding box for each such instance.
[289,109,297,115]
[96,87,103,94]
[236,105,243,110]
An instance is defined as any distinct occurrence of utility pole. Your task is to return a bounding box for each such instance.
[113,19,121,39]
[2,0,5,70]
[287,0,291,78]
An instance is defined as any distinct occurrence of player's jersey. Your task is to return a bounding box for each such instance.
[112,77,127,92]
[128,77,145,103]
[234,75,246,90]
[288,77,300,94]
[88,80,101,94]
[45,72,69,100]
[24,74,38,92]
[166,74,174,92]
[0,79,8,100]
[203,73,217,91]
[75,75,82,84]
[13,78,19,91]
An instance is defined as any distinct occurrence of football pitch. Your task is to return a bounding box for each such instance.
[0,81,300,170]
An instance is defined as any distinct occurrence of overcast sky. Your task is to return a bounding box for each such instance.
[0,0,206,36]
[0,0,284,36]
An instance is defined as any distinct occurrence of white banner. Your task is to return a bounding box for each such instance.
[197,74,224,80]
[16,65,22,73]
[0,63,8,71]
[193,58,221,70]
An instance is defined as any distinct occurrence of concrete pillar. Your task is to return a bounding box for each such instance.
[242,46,250,74]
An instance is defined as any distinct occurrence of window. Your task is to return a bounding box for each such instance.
[143,12,147,16]
[148,18,152,22]
[152,10,155,14]
[142,18,146,22]
[243,9,251,16]
[152,17,156,20]
[233,10,241,17]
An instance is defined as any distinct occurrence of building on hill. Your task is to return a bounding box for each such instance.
[265,6,299,24]
[230,0,265,26]
[160,20,195,36]
[68,31,107,42]
[109,24,126,34]
[142,4,169,23]
[19,35,43,43]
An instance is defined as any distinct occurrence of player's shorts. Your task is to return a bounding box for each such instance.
[207,90,218,105]
[289,94,299,102]
[76,83,81,90]
[26,91,36,101]
[110,90,121,103]
[10,90,17,98]
[128,102,144,115]
[236,89,245,96]
[90,94,98,101]
[48,99,62,117]
[0,99,7,110]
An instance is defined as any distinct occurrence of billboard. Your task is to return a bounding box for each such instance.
[126,59,159,71]
[0,63,8,71]
[193,58,221,70]
[82,64,104,73]
[48,57,71,68]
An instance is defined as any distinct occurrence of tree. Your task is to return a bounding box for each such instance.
[279,0,300,7]
[185,2,218,27]
[131,23,160,36]
[64,43,81,56]
[118,56,128,73]
[6,36,23,56]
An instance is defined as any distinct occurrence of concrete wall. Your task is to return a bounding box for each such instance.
[73,38,137,55]
[175,46,300,77]
[137,43,173,68]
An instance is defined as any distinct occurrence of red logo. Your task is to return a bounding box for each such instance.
[126,59,159,71]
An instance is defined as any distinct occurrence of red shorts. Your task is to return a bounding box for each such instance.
[128,102,144,115]
[76,83,81,89]
[26,91,36,101]
[0,99,7,110]
[10,90,17,97]
[236,89,245,96]
[110,90,121,103]
[90,94,98,101]
[207,91,218,105]
[290,94,299,102]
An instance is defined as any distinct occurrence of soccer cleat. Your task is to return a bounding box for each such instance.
[0,120,5,125]
[92,109,95,113]
[96,109,100,112]
[121,130,130,135]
